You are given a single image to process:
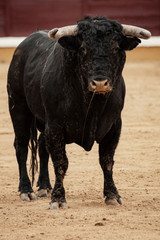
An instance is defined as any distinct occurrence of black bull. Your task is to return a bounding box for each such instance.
[7,16,150,209]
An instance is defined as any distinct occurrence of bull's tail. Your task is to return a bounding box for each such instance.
[29,118,38,186]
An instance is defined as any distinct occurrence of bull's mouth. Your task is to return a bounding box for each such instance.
[94,90,111,95]
[88,79,112,94]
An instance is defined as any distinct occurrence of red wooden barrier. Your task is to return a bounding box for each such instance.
[0,0,159,37]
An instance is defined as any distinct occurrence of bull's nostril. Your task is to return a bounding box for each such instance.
[104,81,108,86]
[92,81,96,86]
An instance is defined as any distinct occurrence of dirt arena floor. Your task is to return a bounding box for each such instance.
[0,49,160,240]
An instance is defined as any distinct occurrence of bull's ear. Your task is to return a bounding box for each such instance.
[120,36,141,51]
[58,36,80,50]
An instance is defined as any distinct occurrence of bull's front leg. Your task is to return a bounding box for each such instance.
[99,118,123,205]
[45,123,68,209]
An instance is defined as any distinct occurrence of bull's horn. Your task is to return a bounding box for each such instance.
[122,24,151,39]
[48,25,78,39]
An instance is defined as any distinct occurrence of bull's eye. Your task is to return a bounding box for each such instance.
[111,41,120,53]
[80,46,87,55]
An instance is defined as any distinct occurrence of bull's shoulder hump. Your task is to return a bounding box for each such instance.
[17,30,54,50]
[14,30,57,60]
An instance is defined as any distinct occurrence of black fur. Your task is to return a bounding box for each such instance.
[7,16,140,206]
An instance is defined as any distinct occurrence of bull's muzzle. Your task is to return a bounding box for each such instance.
[88,79,112,94]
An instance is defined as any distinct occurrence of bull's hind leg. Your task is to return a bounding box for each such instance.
[99,118,123,206]
[37,133,52,197]
[9,99,37,201]
[45,123,68,209]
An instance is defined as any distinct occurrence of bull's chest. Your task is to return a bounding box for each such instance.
[64,98,111,151]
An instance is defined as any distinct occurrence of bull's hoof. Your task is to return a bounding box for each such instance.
[105,197,123,206]
[29,192,37,200]
[50,201,68,210]
[117,197,123,205]
[38,189,48,197]
[20,192,37,201]
[20,193,30,201]
[50,202,59,210]
[59,201,68,209]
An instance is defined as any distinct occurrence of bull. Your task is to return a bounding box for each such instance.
[7,16,151,209]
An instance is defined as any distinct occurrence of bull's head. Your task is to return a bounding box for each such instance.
[48,17,151,95]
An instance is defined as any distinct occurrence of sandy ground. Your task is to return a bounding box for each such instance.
[0,55,160,239]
